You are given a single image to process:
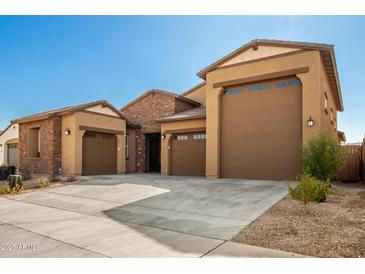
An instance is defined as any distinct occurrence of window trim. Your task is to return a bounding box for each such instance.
[324,92,328,114]
[28,127,41,159]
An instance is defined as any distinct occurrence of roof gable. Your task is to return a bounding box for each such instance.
[217,45,300,68]
[120,89,200,112]
[12,100,125,124]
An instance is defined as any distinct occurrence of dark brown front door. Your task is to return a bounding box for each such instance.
[82,131,117,175]
[146,133,161,172]
[170,132,206,176]
[220,76,302,180]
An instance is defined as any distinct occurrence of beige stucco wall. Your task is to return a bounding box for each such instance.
[61,111,126,176]
[205,50,324,179]
[319,58,339,140]
[160,118,206,175]
[0,124,19,166]
[218,45,301,67]
[85,105,120,117]
[184,84,206,105]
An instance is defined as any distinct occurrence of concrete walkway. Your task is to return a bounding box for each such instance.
[0,174,301,257]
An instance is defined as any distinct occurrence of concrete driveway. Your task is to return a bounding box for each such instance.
[0,174,297,257]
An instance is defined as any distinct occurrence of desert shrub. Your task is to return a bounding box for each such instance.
[0,185,11,195]
[289,169,330,206]
[301,132,346,181]
[35,177,49,189]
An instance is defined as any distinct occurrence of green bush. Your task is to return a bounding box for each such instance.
[7,175,23,190]
[301,132,346,181]
[289,169,330,206]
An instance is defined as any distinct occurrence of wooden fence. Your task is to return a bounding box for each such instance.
[336,141,364,182]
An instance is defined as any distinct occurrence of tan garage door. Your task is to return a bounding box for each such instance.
[171,132,206,176]
[220,76,302,180]
[82,131,117,175]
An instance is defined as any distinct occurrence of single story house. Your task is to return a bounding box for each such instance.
[11,100,126,176]
[13,39,345,180]
[0,124,19,167]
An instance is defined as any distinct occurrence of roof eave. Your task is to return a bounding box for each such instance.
[155,114,206,123]
[12,100,125,124]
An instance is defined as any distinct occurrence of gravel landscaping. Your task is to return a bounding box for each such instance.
[233,181,365,258]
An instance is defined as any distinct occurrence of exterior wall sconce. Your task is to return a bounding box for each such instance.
[161,134,166,140]
[307,116,314,127]
[64,128,71,135]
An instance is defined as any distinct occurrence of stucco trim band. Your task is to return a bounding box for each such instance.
[213,66,309,88]
[79,125,124,135]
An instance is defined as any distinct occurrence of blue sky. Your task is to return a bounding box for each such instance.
[0,16,364,142]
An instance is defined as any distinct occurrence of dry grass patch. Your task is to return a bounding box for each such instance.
[233,182,365,258]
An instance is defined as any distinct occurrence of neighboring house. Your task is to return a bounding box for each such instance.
[120,89,200,173]
[11,100,126,176]
[0,124,19,167]
[156,39,345,180]
[15,39,346,180]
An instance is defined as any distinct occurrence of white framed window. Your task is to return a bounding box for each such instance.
[174,135,188,141]
[193,133,206,140]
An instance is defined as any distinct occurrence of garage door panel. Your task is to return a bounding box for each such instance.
[221,76,302,180]
[171,133,205,176]
[223,99,299,116]
[222,165,297,180]
[223,125,300,138]
[222,112,300,128]
[82,131,117,176]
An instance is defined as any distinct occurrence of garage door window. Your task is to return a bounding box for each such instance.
[85,132,96,139]
[102,134,114,140]
[174,135,188,141]
[193,134,206,140]
[223,88,242,96]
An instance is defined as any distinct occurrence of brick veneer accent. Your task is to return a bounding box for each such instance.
[121,91,198,172]
[18,116,62,175]
[175,98,196,113]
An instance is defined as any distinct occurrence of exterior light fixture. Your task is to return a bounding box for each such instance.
[161,134,166,140]
[64,128,71,135]
[307,116,314,127]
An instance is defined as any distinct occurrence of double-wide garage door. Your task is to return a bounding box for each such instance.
[82,131,117,175]
[170,132,206,176]
[220,76,302,180]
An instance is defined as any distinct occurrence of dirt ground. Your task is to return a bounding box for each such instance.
[233,181,365,258]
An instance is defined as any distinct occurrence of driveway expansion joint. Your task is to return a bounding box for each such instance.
[0,222,109,258]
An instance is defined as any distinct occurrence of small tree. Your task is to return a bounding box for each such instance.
[301,132,346,181]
